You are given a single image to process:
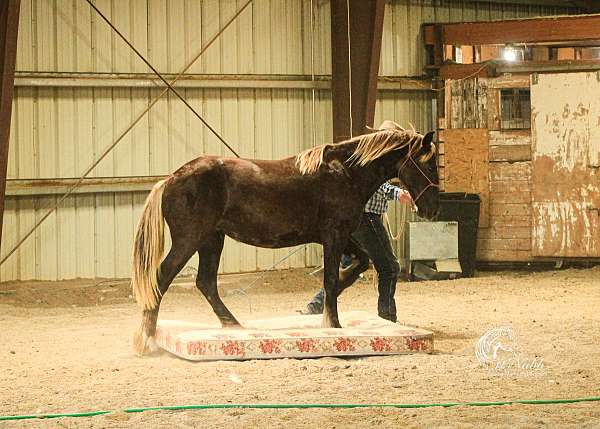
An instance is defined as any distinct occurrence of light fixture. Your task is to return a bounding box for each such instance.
[502,45,517,62]
[503,45,517,62]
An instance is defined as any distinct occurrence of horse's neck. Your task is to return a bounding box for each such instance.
[350,148,408,198]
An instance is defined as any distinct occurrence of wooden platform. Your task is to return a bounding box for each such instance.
[155,311,434,361]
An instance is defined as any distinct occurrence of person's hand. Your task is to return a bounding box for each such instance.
[398,189,413,205]
[398,189,417,212]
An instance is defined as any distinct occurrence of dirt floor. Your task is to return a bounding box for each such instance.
[1,266,600,428]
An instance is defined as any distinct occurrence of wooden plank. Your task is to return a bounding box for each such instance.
[557,48,575,60]
[444,83,452,129]
[532,47,550,61]
[489,203,530,217]
[439,63,492,80]
[476,78,488,129]
[486,87,500,130]
[477,238,531,251]
[489,161,531,181]
[6,176,168,196]
[496,60,600,75]
[439,15,600,46]
[440,128,490,227]
[490,214,531,227]
[488,130,531,146]
[13,72,431,91]
[480,45,499,61]
[450,81,463,129]
[487,74,530,89]
[490,181,531,203]
[461,45,474,64]
[479,225,531,240]
[489,144,531,162]
[476,248,532,261]
[462,79,476,128]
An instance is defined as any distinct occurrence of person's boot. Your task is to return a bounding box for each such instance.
[378,312,397,323]
[299,301,323,315]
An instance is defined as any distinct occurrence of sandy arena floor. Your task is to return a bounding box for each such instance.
[1,267,599,428]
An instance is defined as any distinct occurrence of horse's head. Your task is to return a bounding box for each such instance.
[381,121,438,220]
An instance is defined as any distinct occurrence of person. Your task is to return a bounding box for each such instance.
[301,181,414,322]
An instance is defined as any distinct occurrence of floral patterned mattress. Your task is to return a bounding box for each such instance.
[155,311,434,361]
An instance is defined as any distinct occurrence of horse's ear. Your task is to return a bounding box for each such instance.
[422,131,435,150]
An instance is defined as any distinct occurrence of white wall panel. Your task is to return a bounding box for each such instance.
[2,0,579,281]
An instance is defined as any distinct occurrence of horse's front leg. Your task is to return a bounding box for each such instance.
[321,240,345,328]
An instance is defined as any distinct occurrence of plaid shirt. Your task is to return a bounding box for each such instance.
[364,182,402,215]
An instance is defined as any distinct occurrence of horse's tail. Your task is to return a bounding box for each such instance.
[132,179,168,311]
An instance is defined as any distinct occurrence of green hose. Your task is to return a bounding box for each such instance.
[2,396,600,421]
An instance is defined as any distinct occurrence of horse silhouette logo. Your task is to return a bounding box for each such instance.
[475,326,521,368]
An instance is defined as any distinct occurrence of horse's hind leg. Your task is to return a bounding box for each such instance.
[195,231,242,328]
[338,239,370,294]
[321,241,345,329]
[134,240,196,355]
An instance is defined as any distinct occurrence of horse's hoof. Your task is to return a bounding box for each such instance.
[133,331,159,356]
[321,320,342,329]
[221,323,243,329]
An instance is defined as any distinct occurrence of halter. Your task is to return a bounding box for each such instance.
[398,147,439,204]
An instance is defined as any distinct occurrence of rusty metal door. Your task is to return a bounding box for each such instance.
[531,72,600,257]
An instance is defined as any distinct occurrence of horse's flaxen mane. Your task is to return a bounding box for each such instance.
[295,121,435,175]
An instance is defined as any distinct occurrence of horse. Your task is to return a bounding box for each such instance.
[131,120,439,355]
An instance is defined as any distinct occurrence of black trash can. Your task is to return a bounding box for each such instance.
[437,193,481,277]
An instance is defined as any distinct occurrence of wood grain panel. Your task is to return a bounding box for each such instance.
[441,129,489,227]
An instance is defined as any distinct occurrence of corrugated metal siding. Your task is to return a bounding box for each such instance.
[16,0,331,75]
[2,0,578,281]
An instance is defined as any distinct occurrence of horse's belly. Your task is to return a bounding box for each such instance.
[218,216,315,249]
[225,230,310,248]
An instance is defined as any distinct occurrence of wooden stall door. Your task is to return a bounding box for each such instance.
[531,72,600,257]
[440,129,489,228]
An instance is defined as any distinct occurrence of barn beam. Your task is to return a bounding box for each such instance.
[424,14,600,47]
[0,0,20,254]
[330,0,385,142]
[11,72,434,91]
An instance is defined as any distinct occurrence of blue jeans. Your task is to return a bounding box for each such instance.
[309,212,400,322]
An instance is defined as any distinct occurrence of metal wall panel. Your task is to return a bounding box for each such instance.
[2,0,578,280]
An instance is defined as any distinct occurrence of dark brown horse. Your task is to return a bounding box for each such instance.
[131,120,439,355]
